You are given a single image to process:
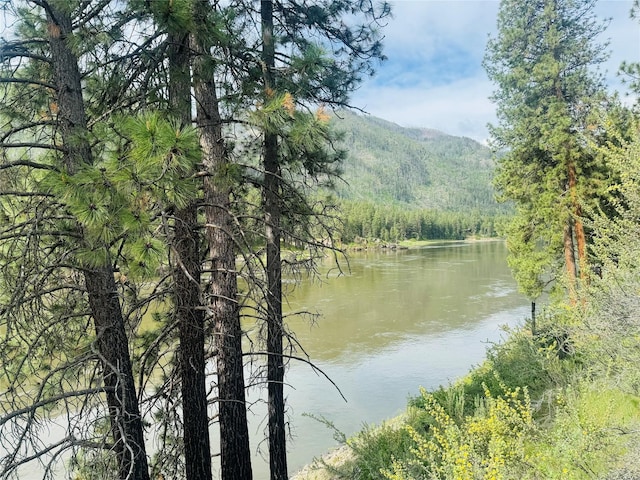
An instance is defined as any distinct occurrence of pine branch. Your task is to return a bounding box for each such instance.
[246,351,347,402]
[0,387,113,428]
[0,120,56,142]
[0,191,54,197]
[74,0,112,29]
[1,141,63,151]
[29,0,57,25]
[0,49,50,64]
[0,77,57,90]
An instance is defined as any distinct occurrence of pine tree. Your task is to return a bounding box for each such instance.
[252,2,389,478]
[484,0,609,302]
[0,2,151,478]
[162,2,214,478]
[191,1,254,478]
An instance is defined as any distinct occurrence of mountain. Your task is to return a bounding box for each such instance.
[331,111,504,213]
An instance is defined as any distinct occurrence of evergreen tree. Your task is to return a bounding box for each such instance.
[250,2,389,478]
[0,2,151,478]
[162,2,214,478]
[484,0,609,302]
[259,3,288,479]
[191,1,253,478]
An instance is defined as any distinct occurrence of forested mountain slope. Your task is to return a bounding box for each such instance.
[331,111,505,214]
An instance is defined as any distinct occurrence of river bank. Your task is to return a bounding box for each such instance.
[289,308,640,480]
[344,236,502,251]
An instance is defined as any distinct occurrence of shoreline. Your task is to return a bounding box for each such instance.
[344,236,504,251]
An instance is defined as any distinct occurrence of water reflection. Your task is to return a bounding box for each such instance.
[280,241,525,361]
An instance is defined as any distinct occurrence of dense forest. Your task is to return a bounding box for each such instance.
[327,111,508,243]
[1,0,640,479]
[337,200,503,243]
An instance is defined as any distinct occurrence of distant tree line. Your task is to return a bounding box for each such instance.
[337,201,504,243]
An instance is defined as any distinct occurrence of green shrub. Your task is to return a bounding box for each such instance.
[525,381,640,479]
[383,384,534,480]
[321,421,417,480]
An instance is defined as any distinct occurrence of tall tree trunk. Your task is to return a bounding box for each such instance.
[554,47,587,296]
[568,162,588,283]
[261,2,288,479]
[265,134,287,480]
[45,3,149,479]
[574,212,587,281]
[85,270,150,480]
[174,204,211,480]
[167,23,214,480]
[531,301,536,335]
[563,220,577,304]
[191,4,253,478]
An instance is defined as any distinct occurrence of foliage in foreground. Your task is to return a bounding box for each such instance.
[383,383,534,480]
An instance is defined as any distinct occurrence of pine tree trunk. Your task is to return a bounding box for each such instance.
[174,204,211,480]
[167,25,214,480]
[265,133,287,480]
[46,4,149,479]
[563,220,578,304]
[568,162,588,283]
[191,6,253,478]
[85,269,150,480]
[261,1,288,478]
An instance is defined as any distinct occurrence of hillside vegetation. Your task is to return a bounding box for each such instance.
[332,111,504,213]
[295,129,640,480]
[328,111,508,242]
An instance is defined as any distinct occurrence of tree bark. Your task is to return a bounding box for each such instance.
[174,204,211,480]
[261,2,288,479]
[568,162,588,283]
[45,3,149,479]
[191,3,253,478]
[563,220,577,304]
[85,269,150,480]
[167,23,214,480]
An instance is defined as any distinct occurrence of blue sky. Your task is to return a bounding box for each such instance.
[352,0,640,143]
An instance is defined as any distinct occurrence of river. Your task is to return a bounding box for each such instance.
[237,240,528,478]
[8,240,527,479]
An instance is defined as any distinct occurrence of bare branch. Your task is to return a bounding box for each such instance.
[0,387,112,428]
[0,191,54,197]
[247,351,347,403]
[0,142,63,154]
[0,77,56,89]
[0,120,56,142]
[0,160,60,171]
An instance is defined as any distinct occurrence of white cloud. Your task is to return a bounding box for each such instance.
[353,76,496,142]
[353,0,639,143]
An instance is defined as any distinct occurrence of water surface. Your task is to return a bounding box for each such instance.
[242,241,528,477]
